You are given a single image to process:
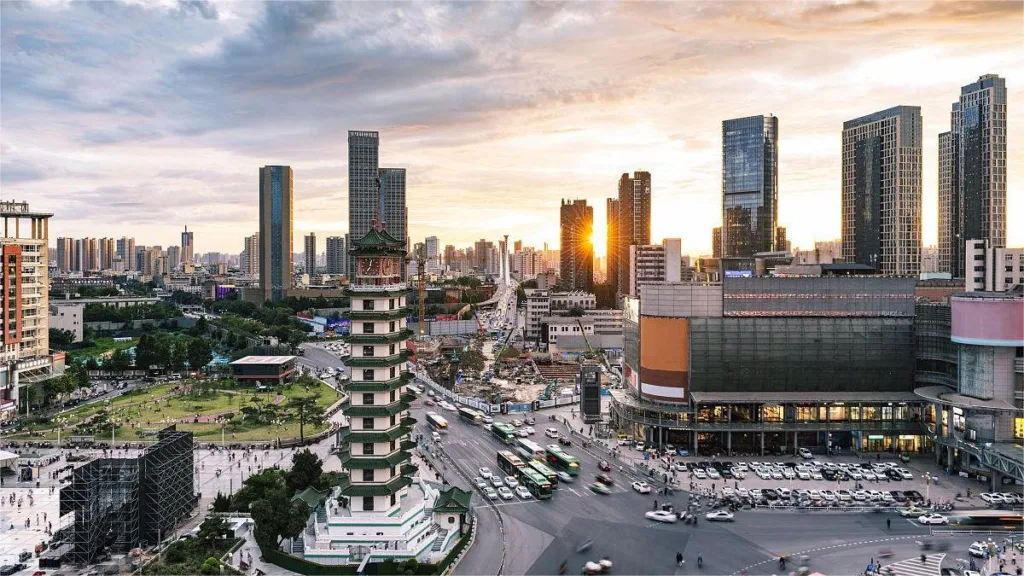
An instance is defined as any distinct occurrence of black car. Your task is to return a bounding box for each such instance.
[890,490,907,502]
[762,489,779,500]
[886,469,903,481]
[595,473,614,486]
[558,436,571,446]
[720,468,734,479]
[904,490,923,500]
[822,469,838,481]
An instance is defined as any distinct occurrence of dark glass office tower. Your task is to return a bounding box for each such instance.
[721,115,778,258]
[616,171,651,296]
[258,165,293,302]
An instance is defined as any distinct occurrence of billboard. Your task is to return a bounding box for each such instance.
[639,316,689,402]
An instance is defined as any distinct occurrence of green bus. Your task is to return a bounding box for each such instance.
[490,422,517,445]
[527,459,559,489]
[496,450,526,476]
[544,446,580,476]
[518,467,553,500]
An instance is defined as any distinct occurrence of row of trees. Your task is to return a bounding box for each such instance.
[84,302,180,323]
[134,332,213,371]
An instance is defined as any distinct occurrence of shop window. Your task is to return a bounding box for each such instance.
[762,405,783,423]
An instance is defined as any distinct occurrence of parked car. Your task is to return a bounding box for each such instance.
[474,477,488,489]
[798,448,813,459]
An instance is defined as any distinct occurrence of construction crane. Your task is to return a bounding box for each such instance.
[575,317,598,360]
[416,254,427,337]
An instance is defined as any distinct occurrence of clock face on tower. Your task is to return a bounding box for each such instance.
[380,257,398,277]
[358,258,381,277]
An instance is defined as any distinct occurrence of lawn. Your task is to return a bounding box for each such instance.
[20,379,342,442]
[65,337,138,362]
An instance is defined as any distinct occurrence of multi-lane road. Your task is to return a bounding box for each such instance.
[416,401,1010,575]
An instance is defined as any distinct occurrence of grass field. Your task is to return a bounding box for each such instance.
[21,379,342,442]
[66,337,138,361]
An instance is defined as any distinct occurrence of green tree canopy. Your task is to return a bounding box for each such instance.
[286,449,324,493]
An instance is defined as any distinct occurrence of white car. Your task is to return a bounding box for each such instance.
[693,469,707,479]
[821,490,837,501]
[484,487,499,500]
[968,541,988,558]
[897,468,913,480]
[782,468,796,479]
[917,513,948,525]
[524,427,535,435]
[511,419,522,427]
[705,510,735,522]
[798,448,813,459]
[734,463,749,472]
[707,469,721,479]
[516,429,529,438]
[980,492,1004,504]
[722,487,736,497]
[479,467,493,479]
[848,470,863,480]
[515,485,532,499]
[808,490,821,500]
[545,428,560,438]
[474,477,488,489]
[852,490,868,501]
[632,481,651,494]
[645,510,679,523]
[811,471,824,480]
[757,470,771,480]
[497,487,514,500]
[732,470,746,480]
[491,475,504,488]
[504,476,519,489]
[862,471,877,481]
[797,470,811,480]
[771,471,783,480]
[737,488,749,498]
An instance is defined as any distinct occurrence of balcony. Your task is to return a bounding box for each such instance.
[345,283,407,296]
[346,329,414,345]
[341,400,411,418]
[346,350,413,368]
[348,309,408,321]
[1015,357,1024,374]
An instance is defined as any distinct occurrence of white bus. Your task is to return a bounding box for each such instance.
[425,412,449,431]
[515,438,545,460]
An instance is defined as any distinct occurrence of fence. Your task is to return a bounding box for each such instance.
[416,370,579,414]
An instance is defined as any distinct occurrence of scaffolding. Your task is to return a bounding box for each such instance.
[59,426,195,566]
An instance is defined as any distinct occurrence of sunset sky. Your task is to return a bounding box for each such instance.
[3,0,1021,257]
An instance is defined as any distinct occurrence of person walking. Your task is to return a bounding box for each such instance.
[886,518,891,530]
[676,552,684,567]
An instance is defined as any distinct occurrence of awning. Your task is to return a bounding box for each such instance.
[914,386,1020,412]
[0,450,18,469]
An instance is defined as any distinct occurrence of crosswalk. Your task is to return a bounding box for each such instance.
[876,553,944,576]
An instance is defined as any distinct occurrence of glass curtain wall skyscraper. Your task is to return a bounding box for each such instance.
[616,172,651,296]
[560,199,594,291]
[841,106,922,275]
[606,198,620,292]
[347,131,407,279]
[721,115,778,258]
[938,74,1007,277]
[258,166,294,302]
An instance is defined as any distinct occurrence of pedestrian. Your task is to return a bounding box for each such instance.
[676,552,684,566]
[654,499,658,510]
[886,518,890,530]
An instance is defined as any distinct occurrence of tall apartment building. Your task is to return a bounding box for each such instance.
[55,237,73,273]
[775,227,790,253]
[1,201,54,416]
[606,198,620,291]
[116,237,135,271]
[616,172,651,295]
[240,232,259,276]
[347,131,407,278]
[559,199,594,292]
[939,74,1007,277]
[181,225,194,267]
[304,233,317,275]
[841,105,922,275]
[628,238,682,297]
[165,245,181,272]
[143,246,163,277]
[259,165,294,302]
[97,237,115,270]
[326,235,347,275]
[134,245,147,273]
[722,115,778,258]
[965,240,1023,292]
[425,236,439,265]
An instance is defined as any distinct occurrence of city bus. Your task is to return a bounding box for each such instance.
[491,422,518,445]
[545,446,580,476]
[947,511,1024,530]
[425,412,449,431]
[527,459,559,489]
[457,406,484,425]
[515,438,545,460]
[496,450,526,476]
[518,466,553,500]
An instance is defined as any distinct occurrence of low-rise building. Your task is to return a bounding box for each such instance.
[229,355,297,386]
[550,291,596,311]
[525,289,550,342]
[965,239,1024,292]
[49,302,85,343]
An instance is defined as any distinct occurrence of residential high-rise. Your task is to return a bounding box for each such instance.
[606,198,620,291]
[348,131,407,279]
[628,238,682,298]
[559,199,594,291]
[116,237,135,271]
[616,172,651,295]
[165,245,181,271]
[712,227,722,259]
[134,245,147,273]
[965,240,1023,292]
[513,239,522,253]
[259,165,294,302]
[722,115,778,259]
[326,236,347,275]
[304,233,317,276]
[97,237,115,270]
[1,201,54,414]
[841,106,922,275]
[425,236,439,265]
[775,227,790,253]
[55,237,73,273]
[181,225,194,267]
[443,244,456,268]
[240,232,259,277]
[939,74,1008,277]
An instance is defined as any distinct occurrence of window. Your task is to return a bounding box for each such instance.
[448,517,455,524]
[390,366,397,378]
[363,443,374,455]
[362,469,374,482]
[390,414,396,426]
[390,440,396,451]
[363,323,375,334]
[389,321,396,332]
[363,346,375,357]
[389,298,395,310]
[363,369,375,381]
[363,496,374,511]
[389,343,396,355]
[390,494,397,506]
[362,393,375,405]
[390,390,396,402]
[362,418,375,430]
[363,299,375,311]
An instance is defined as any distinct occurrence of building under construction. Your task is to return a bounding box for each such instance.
[59,426,195,565]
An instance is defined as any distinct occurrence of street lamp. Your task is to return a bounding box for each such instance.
[56,416,68,449]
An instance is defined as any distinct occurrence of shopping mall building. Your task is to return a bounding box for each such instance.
[611,278,1023,483]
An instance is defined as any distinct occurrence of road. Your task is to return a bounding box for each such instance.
[425,404,1013,575]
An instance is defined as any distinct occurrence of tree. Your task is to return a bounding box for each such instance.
[66,362,90,389]
[565,306,585,317]
[194,316,209,335]
[48,328,75,348]
[106,349,132,373]
[197,516,228,547]
[286,449,324,493]
[170,340,188,371]
[211,492,231,513]
[285,395,325,442]
[200,557,221,575]
[250,489,308,550]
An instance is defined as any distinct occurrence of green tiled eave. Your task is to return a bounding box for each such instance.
[339,449,412,469]
[345,373,412,392]
[341,400,410,418]
[337,475,412,497]
[347,309,409,321]
[346,330,414,345]
[338,425,412,444]
[346,350,414,368]
[400,439,417,451]
[400,463,419,476]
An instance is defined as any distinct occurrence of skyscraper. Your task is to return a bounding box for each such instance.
[712,227,722,259]
[181,225,194,267]
[326,236,347,275]
[616,172,651,295]
[116,237,135,271]
[56,237,73,273]
[425,236,439,264]
[938,74,1007,277]
[841,106,922,274]
[606,198,620,291]
[348,131,407,278]
[165,245,181,271]
[721,115,778,258]
[559,199,594,291]
[304,233,317,276]
[259,166,294,302]
[240,232,259,277]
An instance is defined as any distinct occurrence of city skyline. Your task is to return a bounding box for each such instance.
[4,2,1022,256]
